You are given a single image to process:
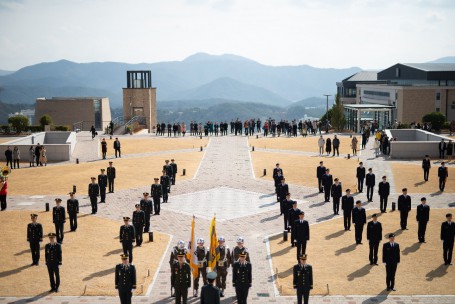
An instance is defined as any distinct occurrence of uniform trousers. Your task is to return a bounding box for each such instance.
[90,196,98,213]
[357,178,364,192]
[175,284,188,304]
[418,221,428,242]
[443,241,454,264]
[296,240,307,261]
[47,264,60,290]
[332,197,340,214]
[399,211,409,229]
[153,197,160,214]
[144,212,151,232]
[99,187,106,202]
[354,224,364,243]
[296,287,310,304]
[30,241,40,263]
[366,186,374,201]
[235,284,250,304]
[54,223,64,243]
[108,179,114,192]
[215,266,228,289]
[423,168,430,181]
[193,267,207,290]
[134,225,143,245]
[380,196,388,212]
[122,242,133,263]
[343,211,351,230]
[69,213,77,231]
[386,263,397,289]
[369,241,379,264]
[118,289,132,304]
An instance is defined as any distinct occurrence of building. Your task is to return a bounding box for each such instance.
[35,97,111,131]
[336,71,385,104]
[8,109,35,124]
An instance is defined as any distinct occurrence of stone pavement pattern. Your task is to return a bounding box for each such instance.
[2,134,454,304]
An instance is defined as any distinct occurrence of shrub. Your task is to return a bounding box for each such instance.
[422,112,446,131]
[39,114,53,127]
[8,115,29,133]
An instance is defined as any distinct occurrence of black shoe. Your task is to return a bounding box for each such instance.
[49,289,55,293]
[370,262,373,265]
[386,288,390,291]
[54,288,59,293]
[374,263,378,265]
[31,262,36,266]
[392,288,396,291]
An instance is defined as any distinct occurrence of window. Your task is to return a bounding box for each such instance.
[436,92,441,101]
[93,99,101,129]
[364,90,390,97]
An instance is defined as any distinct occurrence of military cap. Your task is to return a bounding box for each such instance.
[207,271,217,279]
[121,254,129,259]
[299,211,305,215]
[372,213,378,217]
[68,192,75,195]
[165,160,170,163]
[421,197,426,201]
[123,217,130,221]
[109,161,113,164]
[100,168,105,172]
[388,233,395,238]
[91,177,96,180]
[239,252,247,257]
[48,233,56,238]
[30,213,38,218]
[135,204,140,207]
[299,254,307,260]
[55,198,62,202]
[143,192,149,196]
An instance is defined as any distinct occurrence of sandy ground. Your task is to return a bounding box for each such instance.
[248,136,360,155]
[5,152,203,195]
[0,210,170,296]
[270,209,455,295]
[251,151,360,191]
[99,136,209,157]
[391,163,455,193]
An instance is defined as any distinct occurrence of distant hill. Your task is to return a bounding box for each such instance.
[0,70,14,76]
[427,56,455,64]
[0,101,33,124]
[288,97,327,108]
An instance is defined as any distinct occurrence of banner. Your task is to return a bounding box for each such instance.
[208,215,218,270]
[188,215,199,278]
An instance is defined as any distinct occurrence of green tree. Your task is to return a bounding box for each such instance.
[39,114,53,127]
[331,93,346,131]
[320,108,333,128]
[422,112,446,131]
[8,115,29,133]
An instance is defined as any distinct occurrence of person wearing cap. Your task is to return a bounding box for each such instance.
[273,163,284,194]
[98,168,108,203]
[107,161,116,193]
[316,161,326,193]
[422,155,431,181]
[232,252,252,304]
[293,254,313,304]
[53,198,66,244]
[288,201,302,247]
[101,138,107,159]
[67,192,79,232]
[441,213,455,265]
[170,159,178,185]
[45,233,62,292]
[341,189,354,231]
[365,168,375,202]
[163,160,174,188]
[171,252,191,303]
[356,162,366,193]
[113,137,121,158]
[201,271,220,303]
[160,170,171,204]
[293,211,310,261]
[27,213,43,265]
[120,217,135,263]
[352,200,366,244]
[282,193,295,231]
[132,204,145,246]
[170,240,189,296]
[382,233,400,291]
[193,238,209,297]
[398,188,411,230]
[277,178,289,214]
[416,197,430,243]
[140,192,153,232]
[231,236,250,264]
[215,236,231,297]
[151,178,163,215]
[331,178,342,215]
[378,176,390,213]
[367,213,382,265]
[322,168,333,202]
[438,162,448,192]
[88,177,100,214]
[115,254,136,304]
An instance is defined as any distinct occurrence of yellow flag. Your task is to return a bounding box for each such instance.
[208,215,217,270]
[188,216,199,278]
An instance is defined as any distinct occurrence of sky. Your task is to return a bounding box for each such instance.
[0,0,454,71]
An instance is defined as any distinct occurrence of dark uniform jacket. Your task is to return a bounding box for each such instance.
[160,175,170,190]
[416,204,430,222]
[113,140,121,150]
[232,262,252,286]
[151,184,162,197]
[438,167,448,179]
[170,163,178,175]
[441,221,455,242]
[115,263,136,290]
[163,164,173,177]
[273,168,283,180]
[140,199,153,214]
[201,284,220,304]
[88,183,99,197]
[293,263,313,290]
[352,207,366,225]
[119,225,135,243]
[132,210,145,227]
[422,158,431,169]
[293,220,310,241]
[107,166,116,179]
[169,247,189,266]
[195,247,209,267]
[67,199,79,214]
[288,208,301,227]
[277,183,289,200]
[341,196,354,212]
[282,199,294,214]
[231,246,250,264]
[45,243,62,266]
[366,173,375,186]
[378,182,390,197]
[27,222,43,242]
[316,166,326,179]
[367,221,383,243]
[215,245,231,267]
[53,206,66,223]
[356,167,366,179]
[322,174,333,188]
[98,174,108,188]
[398,195,411,213]
[171,261,191,288]
[382,242,400,264]
[331,184,342,198]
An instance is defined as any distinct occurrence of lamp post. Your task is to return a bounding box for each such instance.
[323,94,331,133]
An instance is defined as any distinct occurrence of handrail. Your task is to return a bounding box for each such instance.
[73,121,83,132]
[124,116,146,134]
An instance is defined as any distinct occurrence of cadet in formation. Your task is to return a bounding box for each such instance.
[367,213,382,265]
[282,192,294,231]
[316,161,326,193]
[119,217,135,263]
[52,198,65,244]
[330,178,342,215]
[365,168,375,202]
[115,254,136,304]
[416,197,430,243]
[322,169,333,202]
[293,254,313,304]
[293,211,310,261]
[231,236,250,264]
[201,271,220,304]
[422,155,431,181]
[341,189,354,231]
[67,192,79,231]
[140,192,153,232]
[171,253,191,304]
[288,201,301,247]
[356,162,366,193]
[132,204,145,246]
[107,161,116,193]
[45,233,62,292]
[378,176,390,213]
[215,236,231,297]
[170,159,178,185]
[352,200,366,244]
[397,188,411,230]
[88,177,99,214]
[276,178,288,215]
[27,213,43,265]
[193,238,209,297]
[160,170,171,203]
[232,252,252,304]
[151,178,162,215]
[383,233,400,291]
[441,213,455,265]
[273,163,283,194]
[98,168,108,203]
[170,240,189,297]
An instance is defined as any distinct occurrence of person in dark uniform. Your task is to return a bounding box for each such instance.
[172,253,191,304]
[356,162,366,193]
[398,188,411,230]
[201,271,220,304]
[160,170,171,203]
[98,168,108,203]
[27,213,43,265]
[101,138,107,159]
[288,201,301,247]
[331,178,342,215]
[422,155,431,181]
[151,178,162,215]
[52,198,65,244]
[441,213,455,265]
[367,213,382,265]
[439,139,446,160]
[113,138,121,158]
[119,217,135,263]
[438,162,448,191]
[170,159,178,185]
[383,233,400,291]
[163,160,174,189]
[115,254,136,304]
[293,254,313,304]
[170,240,189,297]
[378,176,390,213]
[365,168,375,202]
[352,200,366,244]
[67,192,79,231]
[232,252,252,304]
[45,233,62,292]
[322,169,333,202]
[88,177,99,214]
[273,163,283,194]
[107,161,116,193]
[231,237,250,264]
[132,204,145,247]
[215,236,231,297]
[193,238,209,297]
[277,178,289,215]
[416,197,430,243]
[316,161,326,193]
[293,211,310,261]
[140,192,153,232]
[341,189,354,231]
[282,193,295,231]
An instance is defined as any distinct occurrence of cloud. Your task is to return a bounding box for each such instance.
[0,0,25,11]
[426,13,443,23]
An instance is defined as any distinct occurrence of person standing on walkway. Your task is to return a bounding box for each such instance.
[416,197,430,243]
[438,162,448,192]
[163,160,173,189]
[29,146,35,167]
[282,193,295,231]
[378,176,390,213]
[318,136,325,155]
[215,236,231,297]
[367,214,382,265]
[273,163,284,195]
[366,168,375,202]
[447,140,454,162]
[439,139,446,160]
[325,138,332,156]
[90,125,96,139]
[293,254,313,304]
[441,213,455,265]
[88,177,99,214]
[293,211,310,261]
[352,200,366,244]
[67,192,79,232]
[232,252,252,304]
[374,139,380,157]
[398,188,411,230]
[115,254,136,304]
[27,213,43,266]
[40,146,47,166]
[351,136,358,156]
[322,169,333,202]
[34,143,41,166]
[277,178,289,215]
[4,146,13,169]
[422,155,431,182]
[316,161,326,193]
[0,176,7,211]
[151,178,162,215]
[45,233,62,292]
[289,201,302,247]
[132,204,145,247]
[201,271,220,304]
[383,233,400,291]
[12,146,20,169]
[160,170,171,203]
[332,135,340,156]
[53,198,65,244]
[98,169,107,203]
[107,161,116,193]
[231,237,250,264]
[172,253,191,304]
[114,137,121,158]
[331,178,342,215]
[120,217,135,264]
[193,238,209,297]
[356,162,366,193]
[101,138,107,159]
[170,159,178,185]
[341,189,354,231]
[140,192,153,232]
